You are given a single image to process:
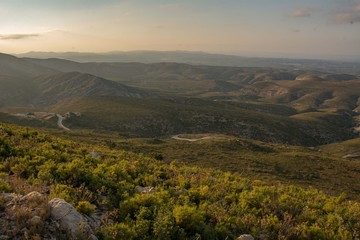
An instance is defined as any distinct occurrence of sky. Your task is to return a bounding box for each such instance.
[0,0,360,60]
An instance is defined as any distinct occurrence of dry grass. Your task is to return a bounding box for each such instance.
[3,192,50,239]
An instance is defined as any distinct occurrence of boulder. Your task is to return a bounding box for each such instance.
[135,185,154,193]
[90,151,102,158]
[237,234,255,240]
[49,198,97,240]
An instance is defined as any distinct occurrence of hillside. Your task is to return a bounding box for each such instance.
[49,130,360,200]
[0,54,153,108]
[0,53,56,108]
[1,123,360,239]
[0,75,38,108]
[32,72,152,107]
[0,53,54,78]
[23,58,304,93]
[239,78,360,112]
[47,96,354,146]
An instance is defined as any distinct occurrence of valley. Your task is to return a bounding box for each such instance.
[1,53,359,146]
[1,51,360,239]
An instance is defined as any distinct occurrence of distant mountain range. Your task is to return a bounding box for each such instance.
[16,50,360,75]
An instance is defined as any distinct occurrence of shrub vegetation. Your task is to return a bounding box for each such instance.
[0,123,359,239]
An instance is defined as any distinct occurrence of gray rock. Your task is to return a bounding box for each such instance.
[135,185,154,193]
[88,234,98,240]
[90,151,102,158]
[49,198,97,240]
[21,191,44,201]
[237,234,255,240]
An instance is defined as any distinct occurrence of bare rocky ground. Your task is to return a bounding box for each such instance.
[0,191,98,240]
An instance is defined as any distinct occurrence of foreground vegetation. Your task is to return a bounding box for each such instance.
[51,130,360,200]
[1,123,360,239]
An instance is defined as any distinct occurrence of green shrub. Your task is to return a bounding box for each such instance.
[173,205,205,235]
[76,201,96,215]
[0,179,11,193]
[99,223,137,240]
[1,123,360,239]
[50,184,76,205]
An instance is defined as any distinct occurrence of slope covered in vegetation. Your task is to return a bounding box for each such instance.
[1,123,360,239]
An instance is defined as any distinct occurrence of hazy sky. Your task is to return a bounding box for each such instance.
[0,0,360,60]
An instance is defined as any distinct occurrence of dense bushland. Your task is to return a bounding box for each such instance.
[0,123,359,239]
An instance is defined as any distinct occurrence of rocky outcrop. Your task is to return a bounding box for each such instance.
[49,198,97,240]
[0,191,98,240]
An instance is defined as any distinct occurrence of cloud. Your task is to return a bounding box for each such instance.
[355,2,360,11]
[332,2,360,24]
[0,33,40,40]
[333,11,360,24]
[289,7,318,18]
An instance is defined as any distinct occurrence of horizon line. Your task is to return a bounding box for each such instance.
[8,50,360,63]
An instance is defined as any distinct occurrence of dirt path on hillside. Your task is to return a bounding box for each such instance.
[56,114,70,131]
[171,134,213,142]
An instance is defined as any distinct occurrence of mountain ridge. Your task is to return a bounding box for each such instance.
[16,51,360,75]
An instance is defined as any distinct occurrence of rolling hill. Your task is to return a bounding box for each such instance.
[0,54,153,108]
[47,96,354,146]
[0,53,54,77]
[0,53,359,146]
[32,72,152,107]
[22,57,305,93]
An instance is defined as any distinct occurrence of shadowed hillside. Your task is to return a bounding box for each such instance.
[32,72,152,107]
[0,53,54,77]
[0,54,153,108]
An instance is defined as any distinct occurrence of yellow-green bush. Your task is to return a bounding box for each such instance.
[0,179,11,192]
[76,201,96,215]
[1,123,360,239]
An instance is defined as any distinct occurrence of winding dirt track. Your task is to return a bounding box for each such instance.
[171,135,213,142]
[56,114,70,131]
